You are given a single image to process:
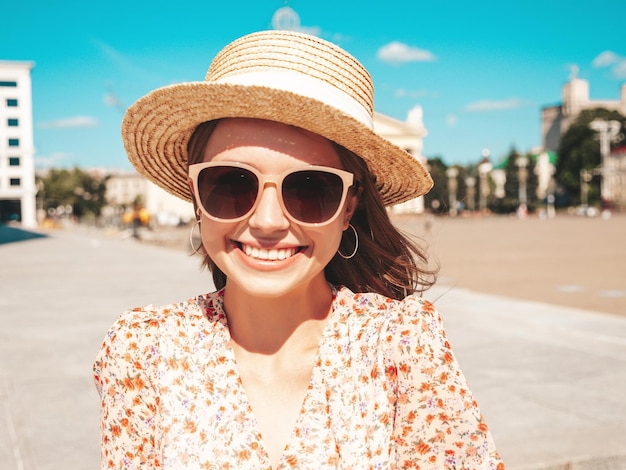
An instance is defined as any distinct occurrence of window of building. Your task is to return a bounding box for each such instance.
[9,157,20,166]
[8,138,19,147]
[10,178,21,187]
[8,118,18,127]
[6,99,18,107]
[0,81,18,87]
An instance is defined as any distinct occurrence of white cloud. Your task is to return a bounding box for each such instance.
[592,50,626,79]
[406,105,424,127]
[446,114,458,126]
[464,98,525,112]
[377,41,435,64]
[34,152,74,169]
[593,51,620,67]
[613,60,626,79]
[394,88,435,99]
[38,116,99,129]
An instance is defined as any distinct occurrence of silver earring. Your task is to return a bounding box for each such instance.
[189,219,203,255]
[338,223,358,259]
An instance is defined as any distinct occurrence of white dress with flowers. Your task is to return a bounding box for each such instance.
[94,286,504,469]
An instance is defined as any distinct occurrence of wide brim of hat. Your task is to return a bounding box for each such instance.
[122,81,433,206]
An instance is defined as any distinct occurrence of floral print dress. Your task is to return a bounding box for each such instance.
[94,286,504,469]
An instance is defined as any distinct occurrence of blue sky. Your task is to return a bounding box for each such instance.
[2,0,625,170]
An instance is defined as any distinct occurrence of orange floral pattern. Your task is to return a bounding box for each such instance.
[94,286,504,469]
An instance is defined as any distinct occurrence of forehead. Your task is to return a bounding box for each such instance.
[202,118,341,168]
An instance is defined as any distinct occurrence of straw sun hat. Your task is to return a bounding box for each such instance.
[122,30,433,206]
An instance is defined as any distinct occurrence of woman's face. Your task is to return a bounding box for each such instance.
[191,118,358,299]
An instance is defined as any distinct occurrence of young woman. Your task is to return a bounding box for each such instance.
[94,30,504,469]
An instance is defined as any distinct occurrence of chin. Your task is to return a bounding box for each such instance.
[225,269,329,299]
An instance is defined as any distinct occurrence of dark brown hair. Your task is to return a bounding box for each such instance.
[187,120,437,299]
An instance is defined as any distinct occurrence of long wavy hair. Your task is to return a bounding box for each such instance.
[187,120,437,300]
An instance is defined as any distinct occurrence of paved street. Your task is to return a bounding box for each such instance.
[1,222,625,469]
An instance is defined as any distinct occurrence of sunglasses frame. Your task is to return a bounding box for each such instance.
[189,161,355,227]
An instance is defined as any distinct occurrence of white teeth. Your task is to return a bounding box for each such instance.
[242,244,297,261]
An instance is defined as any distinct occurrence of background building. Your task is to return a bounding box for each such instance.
[0,61,36,227]
[374,106,428,214]
[104,172,195,227]
[541,71,626,152]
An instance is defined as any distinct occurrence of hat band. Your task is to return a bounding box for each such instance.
[214,70,374,129]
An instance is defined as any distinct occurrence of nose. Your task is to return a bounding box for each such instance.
[248,184,290,231]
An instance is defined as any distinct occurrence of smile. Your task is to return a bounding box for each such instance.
[240,243,300,261]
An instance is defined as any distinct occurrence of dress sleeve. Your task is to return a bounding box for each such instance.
[93,309,162,469]
[390,296,504,469]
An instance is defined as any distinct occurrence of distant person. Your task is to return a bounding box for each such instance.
[94,30,504,469]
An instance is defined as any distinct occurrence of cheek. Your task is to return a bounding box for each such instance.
[310,222,345,261]
[198,218,234,256]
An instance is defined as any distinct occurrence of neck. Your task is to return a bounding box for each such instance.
[223,277,333,356]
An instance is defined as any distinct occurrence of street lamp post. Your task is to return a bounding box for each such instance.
[589,119,620,206]
[465,177,476,212]
[516,155,529,215]
[35,179,45,225]
[477,149,492,212]
[580,169,592,207]
[446,167,459,216]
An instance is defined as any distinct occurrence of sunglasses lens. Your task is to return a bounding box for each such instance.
[282,170,344,223]
[197,166,258,219]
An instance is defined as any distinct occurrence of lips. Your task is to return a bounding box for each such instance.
[240,243,300,261]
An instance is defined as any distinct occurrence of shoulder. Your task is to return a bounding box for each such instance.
[330,286,451,375]
[333,286,444,345]
[105,297,203,342]
[94,291,224,373]
[334,285,439,325]
[109,290,223,335]
[93,291,225,395]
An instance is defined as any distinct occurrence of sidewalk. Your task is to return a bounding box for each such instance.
[1,225,625,469]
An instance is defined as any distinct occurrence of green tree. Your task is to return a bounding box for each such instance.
[556,108,626,206]
[36,167,108,220]
[424,157,448,213]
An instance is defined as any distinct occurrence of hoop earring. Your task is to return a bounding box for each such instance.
[189,219,203,255]
[338,223,358,259]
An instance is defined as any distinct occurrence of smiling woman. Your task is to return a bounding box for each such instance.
[93,30,504,469]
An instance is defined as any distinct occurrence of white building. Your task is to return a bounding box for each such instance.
[541,72,626,153]
[105,172,195,226]
[374,107,428,214]
[0,61,36,227]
